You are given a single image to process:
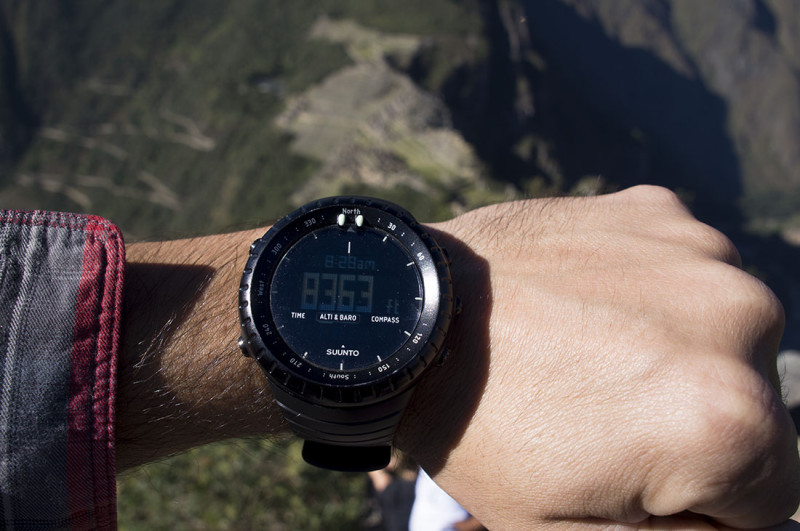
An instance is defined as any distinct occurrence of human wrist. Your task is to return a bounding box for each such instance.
[117,228,288,471]
[394,219,491,474]
[115,208,477,472]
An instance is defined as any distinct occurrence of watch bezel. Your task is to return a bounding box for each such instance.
[238,197,453,406]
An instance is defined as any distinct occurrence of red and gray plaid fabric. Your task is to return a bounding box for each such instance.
[0,211,122,530]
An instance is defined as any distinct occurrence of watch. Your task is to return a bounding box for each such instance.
[237,196,455,472]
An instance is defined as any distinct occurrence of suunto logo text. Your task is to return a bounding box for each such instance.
[326,348,360,356]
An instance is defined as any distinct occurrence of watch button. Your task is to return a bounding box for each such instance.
[238,336,251,357]
[436,347,451,366]
[441,246,451,265]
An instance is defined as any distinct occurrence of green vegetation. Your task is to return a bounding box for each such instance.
[117,439,367,530]
[10,1,352,238]
[4,0,483,240]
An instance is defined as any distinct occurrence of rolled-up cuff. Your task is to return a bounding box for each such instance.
[0,211,123,530]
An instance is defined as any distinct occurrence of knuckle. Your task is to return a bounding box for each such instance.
[703,265,784,328]
[698,377,776,451]
[619,185,689,212]
[731,270,784,330]
[706,376,795,478]
[647,366,797,518]
[686,223,742,266]
[743,279,785,329]
[672,366,795,492]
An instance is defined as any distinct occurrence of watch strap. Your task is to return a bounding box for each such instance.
[268,382,413,471]
[301,442,391,472]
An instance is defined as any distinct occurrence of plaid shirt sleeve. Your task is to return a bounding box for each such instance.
[0,210,123,530]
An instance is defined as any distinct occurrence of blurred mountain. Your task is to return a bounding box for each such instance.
[521,0,800,226]
[3,0,800,226]
[0,0,495,236]
[0,0,799,344]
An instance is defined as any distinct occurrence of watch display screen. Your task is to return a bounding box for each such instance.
[270,225,423,372]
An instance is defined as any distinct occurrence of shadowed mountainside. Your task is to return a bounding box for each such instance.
[520,0,800,225]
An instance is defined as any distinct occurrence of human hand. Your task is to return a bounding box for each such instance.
[398,186,799,528]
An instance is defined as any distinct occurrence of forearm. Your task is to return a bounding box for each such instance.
[117,228,288,470]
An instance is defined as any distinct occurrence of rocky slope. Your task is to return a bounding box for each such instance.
[275,17,505,214]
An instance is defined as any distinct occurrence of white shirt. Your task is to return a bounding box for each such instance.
[409,469,470,531]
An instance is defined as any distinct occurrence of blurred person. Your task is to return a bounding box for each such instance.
[365,457,417,531]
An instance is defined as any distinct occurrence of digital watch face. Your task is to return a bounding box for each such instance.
[243,199,445,391]
[270,226,423,372]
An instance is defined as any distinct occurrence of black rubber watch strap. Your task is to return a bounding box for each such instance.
[302,441,391,472]
[269,382,413,471]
